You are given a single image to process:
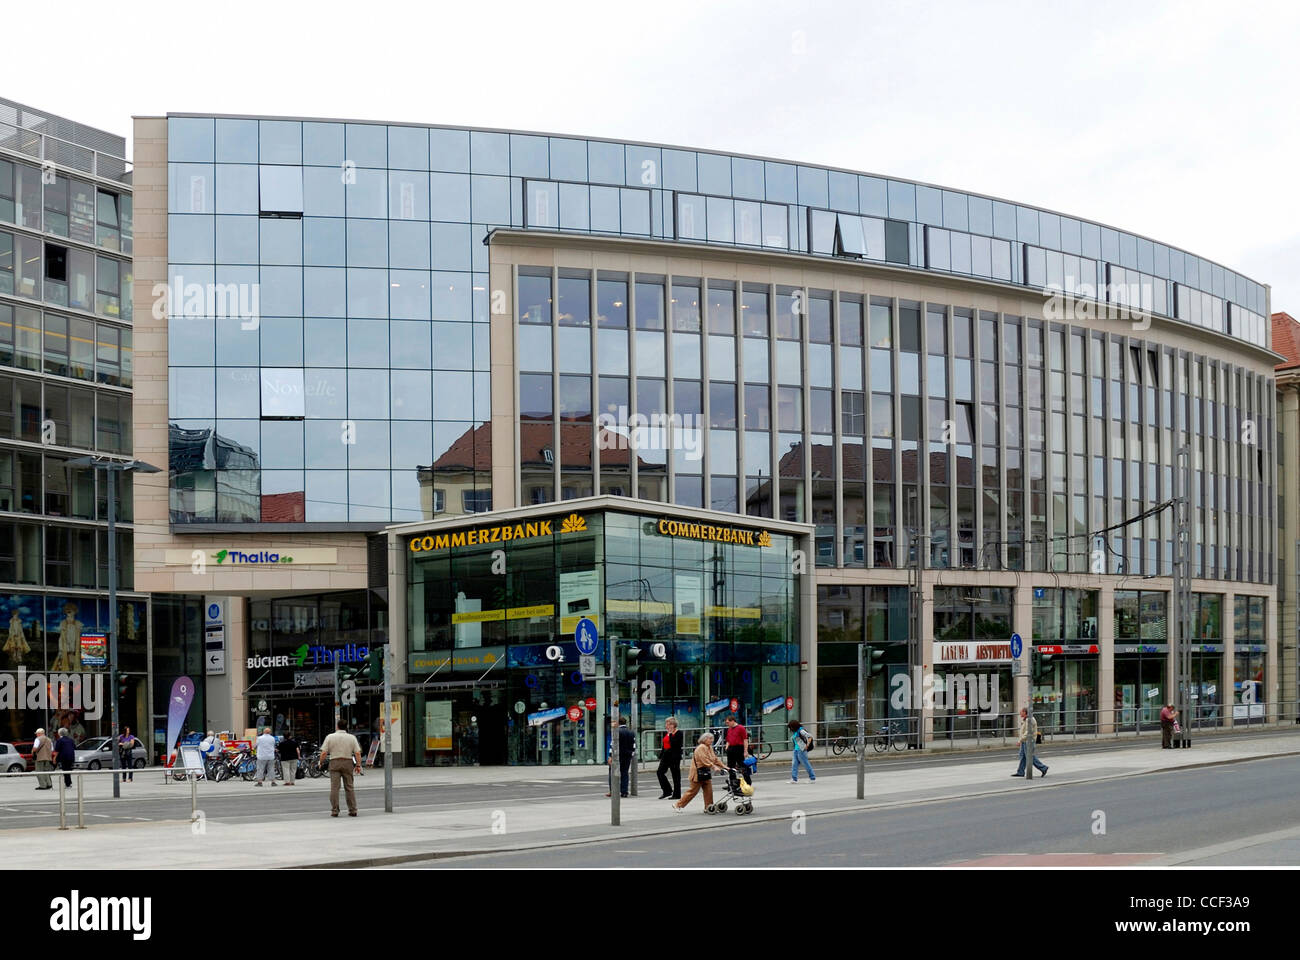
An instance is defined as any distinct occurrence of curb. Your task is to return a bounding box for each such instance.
[291,747,1300,869]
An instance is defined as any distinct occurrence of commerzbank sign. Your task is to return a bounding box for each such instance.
[408,513,588,553]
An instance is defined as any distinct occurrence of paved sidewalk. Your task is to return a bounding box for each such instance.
[2,730,1297,868]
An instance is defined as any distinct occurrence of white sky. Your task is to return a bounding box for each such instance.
[9,0,1298,317]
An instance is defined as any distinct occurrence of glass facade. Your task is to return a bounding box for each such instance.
[153,112,1277,747]
[165,114,1272,534]
[511,268,1275,585]
[0,100,145,752]
[404,506,802,765]
[243,590,386,748]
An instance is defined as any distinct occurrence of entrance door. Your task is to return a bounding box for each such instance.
[477,705,507,764]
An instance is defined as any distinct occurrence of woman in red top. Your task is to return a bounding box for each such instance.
[656,717,684,799]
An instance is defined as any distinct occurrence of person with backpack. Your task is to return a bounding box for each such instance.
[788,719,816,782]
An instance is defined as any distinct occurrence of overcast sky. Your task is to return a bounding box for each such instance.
[10,0,1298,316]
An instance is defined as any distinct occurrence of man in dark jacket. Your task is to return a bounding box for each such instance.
[53,727,77,788]
[656,717,684,799]
[605,716,635,798]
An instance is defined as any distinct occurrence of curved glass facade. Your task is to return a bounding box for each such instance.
[164,114,1271,528]
[508,265,1274,584]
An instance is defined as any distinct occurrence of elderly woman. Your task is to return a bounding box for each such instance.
[656,717,684,800]
[673,732,728,812]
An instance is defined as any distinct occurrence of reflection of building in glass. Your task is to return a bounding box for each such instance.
[167,422,262,522]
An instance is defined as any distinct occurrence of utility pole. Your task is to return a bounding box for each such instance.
[333,659,341,729]
[1025,705,1036,780]
[856,642,865,799]
[1173,444,1193,746]
[907,490,927,751]
[106,465,121,800]
[70,457,159,798]
[383,652,393,813]
[629,674,638,797]
[610,637,620,826]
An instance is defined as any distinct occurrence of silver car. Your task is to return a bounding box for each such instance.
[73,737,146,770]
[0,743,28,774]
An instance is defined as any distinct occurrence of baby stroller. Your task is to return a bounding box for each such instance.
[706,765,755,816]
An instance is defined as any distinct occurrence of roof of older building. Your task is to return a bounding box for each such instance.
[1273,312,1300,372]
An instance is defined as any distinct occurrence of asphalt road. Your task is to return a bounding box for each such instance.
[0,727,1293,835]
[409,754,1300,868]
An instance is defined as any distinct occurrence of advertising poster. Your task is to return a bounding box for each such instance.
[674,573,703,636]
[380,701,403,753]
[528,706,567,726]
[79,633,107,668]
[1,595,38,667]
[425,701,452,750]
[559,570,601,635]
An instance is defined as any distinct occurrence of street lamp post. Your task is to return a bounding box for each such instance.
[70,457,160,799]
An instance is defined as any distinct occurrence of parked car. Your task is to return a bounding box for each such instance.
[0,743,28,774]
[11,741,35,771]
[73,737,146,770]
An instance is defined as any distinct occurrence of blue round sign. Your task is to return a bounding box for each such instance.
[1010,633,1023,659]
[574,617,599,656]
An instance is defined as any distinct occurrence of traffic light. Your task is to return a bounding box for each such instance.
[864,645,884,677]
[1031,649,1053,683]
[118,676,129,699]
[367,646,386,682]
[615,642,643,681]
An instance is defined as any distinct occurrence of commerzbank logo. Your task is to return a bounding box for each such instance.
[212,549,294,565]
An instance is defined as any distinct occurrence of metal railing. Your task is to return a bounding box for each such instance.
[635,701,1300,761]
[0,119,131,182]
[0,768,203,830]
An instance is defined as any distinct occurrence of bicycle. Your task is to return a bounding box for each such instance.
[873,720,908,753]
[831,735,862,756]
[750,741,773,761]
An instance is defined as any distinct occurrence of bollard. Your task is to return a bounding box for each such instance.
[57,774,67,830]
[76,774,85,829]
[191,773,198,820]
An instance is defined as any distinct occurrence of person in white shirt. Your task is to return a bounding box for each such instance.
[32,728,53,789]
[255,727,279,786]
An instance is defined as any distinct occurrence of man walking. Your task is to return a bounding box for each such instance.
[255,726,278,786]
[1011,707,1048,778]
[320,720,362,817]
[32,728,53,790]
[605,715,635,798]
[723,714,750,784]
[278,730,301,785]
[53,727,76,789]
